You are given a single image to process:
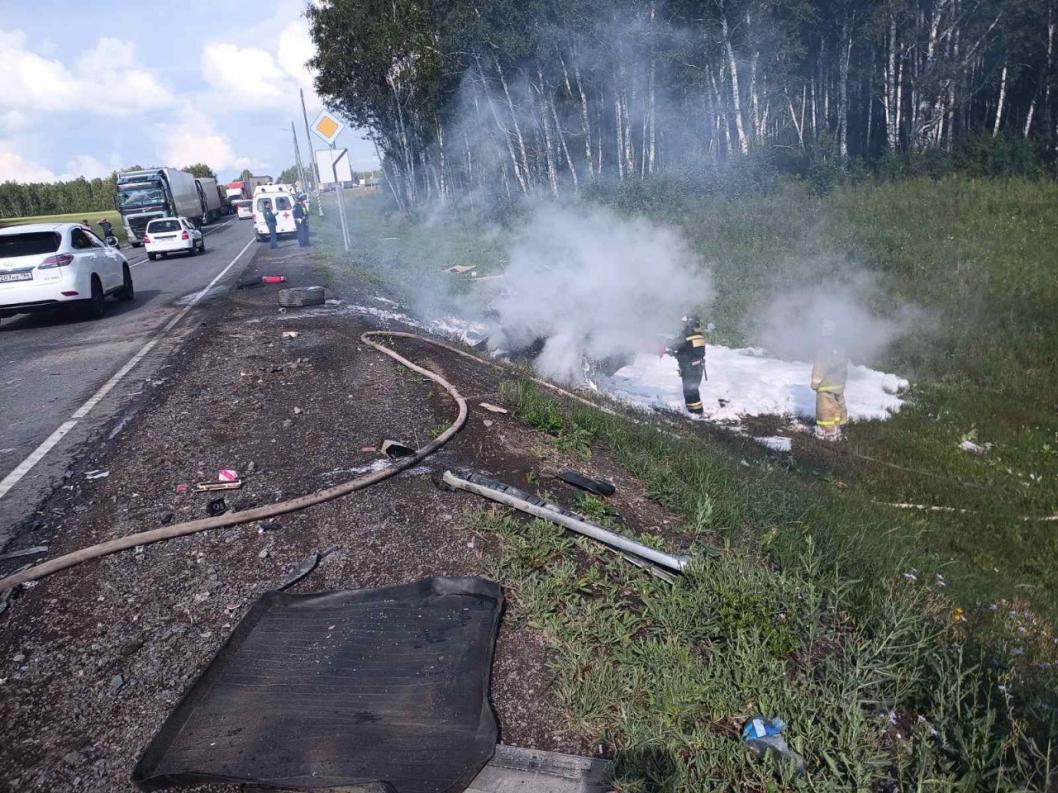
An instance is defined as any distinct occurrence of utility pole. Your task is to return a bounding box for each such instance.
[291,121,308,196]
[300,88,319,192]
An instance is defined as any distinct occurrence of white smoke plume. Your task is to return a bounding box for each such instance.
[489,205,712,384]
[752,267,923,364]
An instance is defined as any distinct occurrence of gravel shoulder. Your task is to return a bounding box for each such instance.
[0,240,685,792]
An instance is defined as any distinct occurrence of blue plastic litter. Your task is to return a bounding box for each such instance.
[741,716,806,775]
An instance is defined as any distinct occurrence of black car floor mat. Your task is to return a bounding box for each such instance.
[133,577,503,792]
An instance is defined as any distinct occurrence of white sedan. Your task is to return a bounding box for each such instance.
[143,217,205,260]
[0,223,133,320]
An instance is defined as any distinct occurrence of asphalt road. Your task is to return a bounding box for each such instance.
[0,216,262,544]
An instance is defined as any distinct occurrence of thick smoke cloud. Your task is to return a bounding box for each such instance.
[752,267,923,364]
[489,205,711,384]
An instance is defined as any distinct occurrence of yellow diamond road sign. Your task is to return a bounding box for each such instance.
[311,110,344,145]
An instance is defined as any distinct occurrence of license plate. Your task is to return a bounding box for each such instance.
[0,272,31,283]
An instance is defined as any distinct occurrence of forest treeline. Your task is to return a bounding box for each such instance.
[0,176,119,219]
[309,0,1058,209]
[0,164,216,220]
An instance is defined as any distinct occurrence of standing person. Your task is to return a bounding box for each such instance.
[262,200,279,249]
[669,315,708,416]
[811,320,848,439]
[293,197,310,247]
[97,217,115,243]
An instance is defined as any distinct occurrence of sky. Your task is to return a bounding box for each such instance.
[0,0,378,184]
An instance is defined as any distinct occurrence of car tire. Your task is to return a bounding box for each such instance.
[161,252,168,260]
[84,275,106,320]
[148,252,156,261]
[117,265,134,302]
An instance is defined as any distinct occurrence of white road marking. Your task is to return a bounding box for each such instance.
[0,236,255,501]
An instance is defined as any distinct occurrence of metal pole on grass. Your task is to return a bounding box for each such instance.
[331,142,351,252]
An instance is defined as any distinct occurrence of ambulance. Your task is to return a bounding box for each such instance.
[252,184,298,242]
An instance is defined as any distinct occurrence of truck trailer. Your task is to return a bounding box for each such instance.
[195,177,224,224]
[115,168,202,246]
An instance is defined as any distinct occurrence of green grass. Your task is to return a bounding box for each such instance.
[0,209,129,245]
[479,380,1057,790]
[318,179,1058,621]
[315,179,1058,785]
[631,177,1058,618]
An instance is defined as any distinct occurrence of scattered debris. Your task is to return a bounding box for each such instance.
[741,716,805,775]
[293,407,303,415]
[260,275,287,285]
[443,470,689,573]
[218,469,239,482]
[479,402,508,414]
[196,481,243,492]
[444,264,476,274]
[959,439,990,454]
[276,546,338,591]
[110,674,125,692]
[278,286,326,307]
[85,469,110,480]
[483,419,494,428]
[206,498,228,517]
[381,439,416,459]
[0,546,48,561]
[281,331,300,339]
[175,483,189,494]
[754,436,793,453]
[467,746,612,792]
[360,446,377,453]
[556,470,616,497]
[620,552,677,584]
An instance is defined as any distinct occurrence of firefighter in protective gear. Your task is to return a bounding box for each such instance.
[669,315,708,415]
[811,320,848,438]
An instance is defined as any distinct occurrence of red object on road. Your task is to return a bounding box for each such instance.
[261,276,287,284]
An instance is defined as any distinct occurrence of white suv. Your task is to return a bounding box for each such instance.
[0,223,133,320]
[143,217,205,260]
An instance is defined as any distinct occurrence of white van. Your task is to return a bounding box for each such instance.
[252,185,297,242]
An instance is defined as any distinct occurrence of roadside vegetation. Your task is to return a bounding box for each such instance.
[0,209,129,245]
[316,173,1058,786]
[472,381,1055,790]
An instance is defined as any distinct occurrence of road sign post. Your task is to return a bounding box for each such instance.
[310,109,350,252]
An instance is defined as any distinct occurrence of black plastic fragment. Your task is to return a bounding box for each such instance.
[557,470,616,497]
[206,497,227,517]
[381,439,416,459]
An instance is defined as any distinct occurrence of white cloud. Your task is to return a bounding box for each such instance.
[0,28,174,117]
[201,20,317,110]
[0,146,58,183]
[277,20,315,88]
[62,155,111,180]
[158,110,251,173]
[0,110,30,134]
[201,41,289,106]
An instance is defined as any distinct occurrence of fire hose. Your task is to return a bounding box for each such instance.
[0,332,466,593]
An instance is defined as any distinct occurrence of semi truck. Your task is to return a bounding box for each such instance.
[115,168,202,246]
[225,176,274,203]
[195,177,225,224]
